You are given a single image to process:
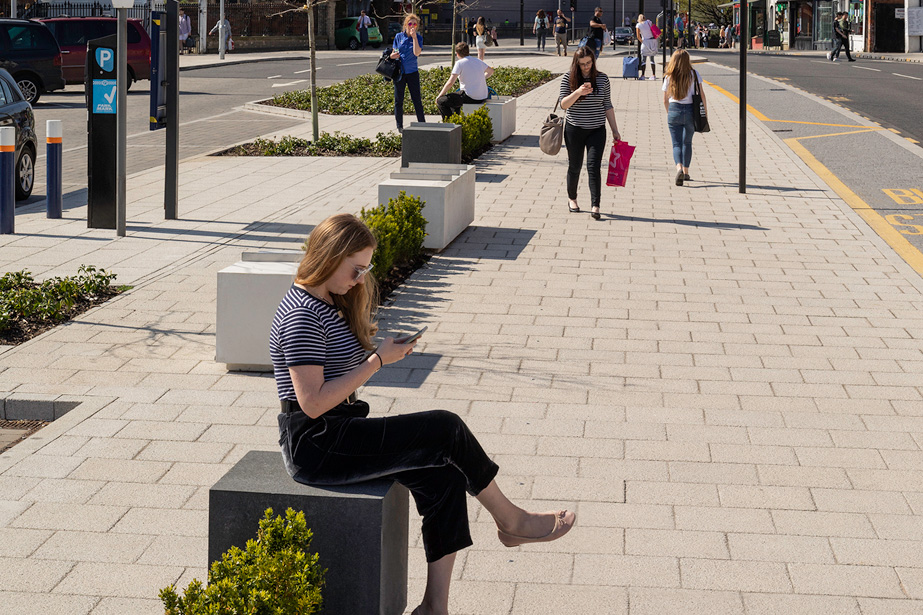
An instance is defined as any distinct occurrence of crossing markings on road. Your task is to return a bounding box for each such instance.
[294,68,319,74]
[854,66,882,71]
[785,139,923,277]
[703,80,923,277]
[271,80,308,88]
[267,75,282,79]
[894,73,922,80]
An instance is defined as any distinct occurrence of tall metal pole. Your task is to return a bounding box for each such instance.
[10,0,16,18]
[687,0,692,49]
[116,7,127,237]
[739,0,747,193]
[520,0,524,45]
[662,0,667,68]
[218,0,226,59]
[165,0,179,220]
[198,0,207,54]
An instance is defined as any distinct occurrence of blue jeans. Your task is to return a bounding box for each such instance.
[667,102,694,167]
[394,70,426,130]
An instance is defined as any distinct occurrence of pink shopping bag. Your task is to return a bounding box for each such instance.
[606,140,636,187]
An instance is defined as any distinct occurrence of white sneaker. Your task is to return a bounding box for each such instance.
[832,57,838,62]
[826,51,832,60]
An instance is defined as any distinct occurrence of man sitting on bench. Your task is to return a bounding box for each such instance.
[435,42,495,120]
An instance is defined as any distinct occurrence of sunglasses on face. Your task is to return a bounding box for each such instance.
[353,263,374,280]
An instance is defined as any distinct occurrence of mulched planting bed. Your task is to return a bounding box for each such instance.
[0,286,124,346]
[376,252,432,305]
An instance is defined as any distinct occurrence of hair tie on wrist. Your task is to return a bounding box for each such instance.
[373,352,383,369]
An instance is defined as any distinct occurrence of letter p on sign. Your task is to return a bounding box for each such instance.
[96,48,114,72]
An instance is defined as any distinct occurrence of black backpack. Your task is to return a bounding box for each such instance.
[539,17,547,29]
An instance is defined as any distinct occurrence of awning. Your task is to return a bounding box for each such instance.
[718,0,767,6]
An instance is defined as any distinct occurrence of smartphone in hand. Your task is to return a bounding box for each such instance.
[396,326,427,344]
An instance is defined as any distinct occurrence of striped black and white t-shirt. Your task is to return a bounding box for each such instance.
[558,72,613,129]
[270,285,366,401]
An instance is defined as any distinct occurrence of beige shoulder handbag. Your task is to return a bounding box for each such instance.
[540,100,564,156]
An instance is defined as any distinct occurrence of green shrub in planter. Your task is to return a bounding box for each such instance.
[444,106,493,162]
[160,508,325,615]
[270,66,553,116]
[359,191,427,279]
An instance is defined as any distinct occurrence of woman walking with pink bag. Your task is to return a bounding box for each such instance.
[559,48,621,220]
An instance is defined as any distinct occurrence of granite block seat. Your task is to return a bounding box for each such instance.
[401,122,462,167]
[462,96,517,143]
[210,450,410,615]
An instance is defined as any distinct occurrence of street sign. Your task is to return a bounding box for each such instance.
[92,79,117,114]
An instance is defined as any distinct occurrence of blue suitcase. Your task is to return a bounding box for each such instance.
[622,56,639,79]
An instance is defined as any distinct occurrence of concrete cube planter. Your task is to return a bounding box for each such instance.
[378,163,475,252]
[463,96,517,143]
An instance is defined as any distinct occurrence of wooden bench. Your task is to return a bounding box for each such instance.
[209,450,410,615]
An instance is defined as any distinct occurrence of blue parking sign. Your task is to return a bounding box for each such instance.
[93,79,117,114]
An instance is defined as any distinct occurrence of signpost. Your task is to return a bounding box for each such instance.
[149,1,180,219]
[86,35,118,229]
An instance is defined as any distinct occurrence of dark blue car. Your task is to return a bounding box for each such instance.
[0,67,37,200]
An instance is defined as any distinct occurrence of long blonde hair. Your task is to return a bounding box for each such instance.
[665,49,694,101]
[295,214,378,350]
[476,16,485,35]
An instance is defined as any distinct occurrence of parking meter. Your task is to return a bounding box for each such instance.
[86,34,118,229]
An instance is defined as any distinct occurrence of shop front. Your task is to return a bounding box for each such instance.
[770,0,835,49]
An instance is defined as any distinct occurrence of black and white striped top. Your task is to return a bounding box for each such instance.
[558,72,613,129]
[270,285,366,401]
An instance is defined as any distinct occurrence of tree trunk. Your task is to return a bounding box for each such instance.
[308,1,319,141]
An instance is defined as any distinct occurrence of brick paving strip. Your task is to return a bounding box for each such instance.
[1,54,922,614]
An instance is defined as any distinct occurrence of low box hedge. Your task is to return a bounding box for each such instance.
[269,66,554,116]
[222,131,401,157]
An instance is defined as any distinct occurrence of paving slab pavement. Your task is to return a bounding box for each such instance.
[2,53,923,614]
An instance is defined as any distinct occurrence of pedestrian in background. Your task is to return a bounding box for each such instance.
[435,42,493,119]
[559,47,621,220]
[390,13,425,132]
[830,12,855,61]
[272,213,577,615]
[474,16,487,60]
[554,9,570,56]
[588,7,607,58]
[209,17,232,52]
[662,49,705,186]
[356,10,372,50]
[178,8,192,52]
[534,10,548,51]
[635,14,658,79]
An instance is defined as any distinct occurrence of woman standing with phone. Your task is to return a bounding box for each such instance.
[390,13,426,132]
[662,50,705,186]
[559,48,621,219]
[272,214,576,615]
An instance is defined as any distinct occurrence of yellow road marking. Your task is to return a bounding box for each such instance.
[908,138,921,144]
[785,138,923,277]
[795,127,887,140]
[762,119,869,128]
[703,81,770,121]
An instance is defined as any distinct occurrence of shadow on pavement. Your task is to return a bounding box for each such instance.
[601,213,769,231]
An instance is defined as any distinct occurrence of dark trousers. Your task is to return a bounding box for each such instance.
[832,35,853,60]
[436,91,487,120]
[279,406,500,563]
[359,27,369,49]
[394,70,426,130]
[564,122,607,208]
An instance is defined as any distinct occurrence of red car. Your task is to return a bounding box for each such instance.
[38,17,151,86]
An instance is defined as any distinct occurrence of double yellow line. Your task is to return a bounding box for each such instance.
[705,80,923,277]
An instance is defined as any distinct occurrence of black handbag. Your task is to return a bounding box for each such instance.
[692,70,710,133]
[375,49,402,82]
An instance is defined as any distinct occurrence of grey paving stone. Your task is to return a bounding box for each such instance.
[627,587,745,615]
[52,561,184,599]
[0,591,97,615]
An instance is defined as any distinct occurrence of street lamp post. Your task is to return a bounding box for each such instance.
[520,0,525,45]
[219,0,226,60]
[739,0,748,193]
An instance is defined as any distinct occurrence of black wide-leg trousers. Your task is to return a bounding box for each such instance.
[279,407,500,562]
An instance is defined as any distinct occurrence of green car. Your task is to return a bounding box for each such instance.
[335,17,383,50]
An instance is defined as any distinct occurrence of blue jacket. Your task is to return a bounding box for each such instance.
[393,32,423,74]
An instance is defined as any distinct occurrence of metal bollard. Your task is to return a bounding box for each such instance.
[0,126,14,234]
[46,120,63,219]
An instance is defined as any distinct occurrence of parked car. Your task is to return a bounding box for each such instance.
[39,17,151,86]
[613,26,634,45]
[0,67,37,200]
[334,16,383,50]
[0,18,65,104]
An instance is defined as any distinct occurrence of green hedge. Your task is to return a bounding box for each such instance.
[231,132,401,157]
[161,508,325,615]
[0,266,118,333]
[359,191,428,278]
[270,66,553,116]
[444,106,493,162]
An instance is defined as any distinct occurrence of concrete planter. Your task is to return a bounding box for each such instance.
[462,96,517,143]
[378,163,475,252]
[215,251,302,372]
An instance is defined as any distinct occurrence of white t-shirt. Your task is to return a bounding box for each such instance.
[661,70,704,104]
[452,56,490,101]
[637,19,654,40]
